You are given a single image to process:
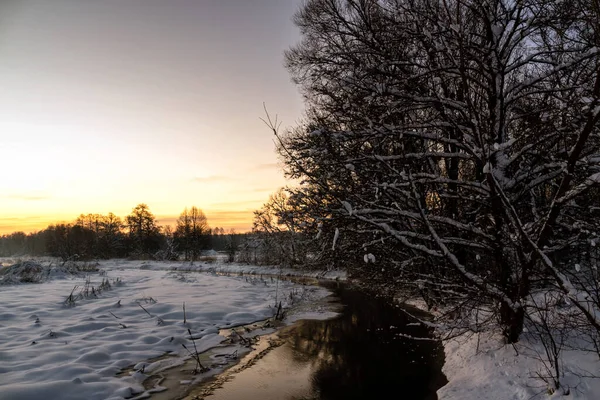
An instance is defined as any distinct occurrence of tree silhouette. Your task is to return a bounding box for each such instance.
[125,204,161,257]
[174,206,211,261]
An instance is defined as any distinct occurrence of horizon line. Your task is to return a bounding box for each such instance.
[0,209,256,236]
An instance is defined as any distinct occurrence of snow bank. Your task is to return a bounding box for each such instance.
[403,292,600,399]
[0,261,47,284]
[132,259,347,281]
[438,331,600,399]
[0,260,98,284]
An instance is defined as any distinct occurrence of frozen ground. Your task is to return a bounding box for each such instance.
[0,258,336,400]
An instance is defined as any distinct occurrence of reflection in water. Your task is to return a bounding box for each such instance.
[293,283,447,399]
[206,344,315,400]
[207,282,447,400]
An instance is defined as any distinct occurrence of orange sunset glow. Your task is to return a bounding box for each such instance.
[0,0,304,235]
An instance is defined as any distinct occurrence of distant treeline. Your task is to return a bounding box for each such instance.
[0,203,245,261]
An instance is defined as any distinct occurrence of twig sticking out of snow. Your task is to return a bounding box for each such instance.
[182,328,209,374]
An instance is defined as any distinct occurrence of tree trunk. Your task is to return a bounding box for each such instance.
[500,301,524,343]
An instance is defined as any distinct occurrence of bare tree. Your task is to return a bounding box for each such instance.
[98,212,125,258]
[225,228,239,262]
[174,206,210,261]
[125,204,161,257]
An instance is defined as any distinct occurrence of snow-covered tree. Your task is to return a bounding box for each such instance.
[252,188,310,266]
[273,0,600,342]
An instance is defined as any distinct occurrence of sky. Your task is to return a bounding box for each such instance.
[0,0,305,234]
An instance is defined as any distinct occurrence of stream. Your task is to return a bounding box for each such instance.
[183,280,447,400]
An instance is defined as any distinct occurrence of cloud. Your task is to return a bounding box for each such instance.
[155,216,178,227]
[157,210,254,233]
[191,175,236,183]
[4,193,51,201]
[0,216,52,234]
[205,210,254,231]
[253,162,279,170]
[250,187,278,193]
[208,200,265,208]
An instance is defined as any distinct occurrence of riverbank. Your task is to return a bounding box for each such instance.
[178,280,446,400]
[437,328,600,400]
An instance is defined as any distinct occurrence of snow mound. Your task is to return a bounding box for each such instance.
[0,261,47,284]
[0,261,99,285]
[438,331,600,400]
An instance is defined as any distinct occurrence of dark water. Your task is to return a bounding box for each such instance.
[207,281,447,400]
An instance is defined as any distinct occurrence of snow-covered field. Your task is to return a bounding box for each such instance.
[0,259,336,400]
